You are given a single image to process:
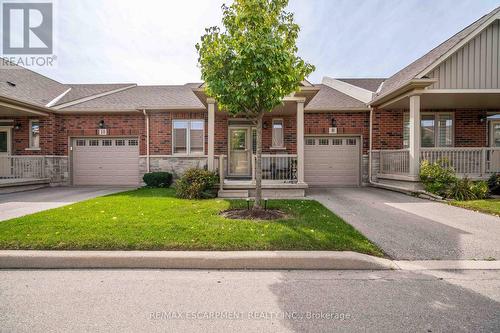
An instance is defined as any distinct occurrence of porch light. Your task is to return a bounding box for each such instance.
[479,115,487,123]
[98,120,106,129]
[14,123,21,130]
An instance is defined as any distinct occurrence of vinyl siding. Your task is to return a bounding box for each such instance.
[428,20,500,89]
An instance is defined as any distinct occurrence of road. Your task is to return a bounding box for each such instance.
[1,269,499,332]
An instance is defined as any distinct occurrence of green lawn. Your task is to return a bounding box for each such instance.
[0,188,383,256]
[451,199,500,217]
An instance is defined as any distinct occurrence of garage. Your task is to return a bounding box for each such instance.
[304,136,360,187]
[72,137,139,186]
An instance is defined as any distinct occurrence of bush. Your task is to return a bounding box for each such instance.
[488,173,500,195]
[446,178,488,201]
[419,159,489,200]
[175,168,219,199]
[419,159,457,197]
[143,172,173,188]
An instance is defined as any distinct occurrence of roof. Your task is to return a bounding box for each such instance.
[54,83,135,105]
[377,6,500,98]
[306,84,368,110]
[60,85,205,111]
[0,59,68,107]
[337,78,385,92]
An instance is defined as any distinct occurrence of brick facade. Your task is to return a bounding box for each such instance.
[2,108,494,158]
[304,112,370,153]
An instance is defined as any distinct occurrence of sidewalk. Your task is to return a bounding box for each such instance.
[1,250,499,270]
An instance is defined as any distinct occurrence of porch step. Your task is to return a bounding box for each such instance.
[217,189,250,198]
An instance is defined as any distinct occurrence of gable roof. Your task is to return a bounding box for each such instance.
[376,6,500,98]
[59,85,205,111]
[0,59,68,107]
[54,83,135,105]
[306,84,368,111]
[337,78,385,92]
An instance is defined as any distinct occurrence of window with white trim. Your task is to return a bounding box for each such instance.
[29,120,40,148]
[173,120,204,154]
[272,119,284,148]
[403,112,453,148]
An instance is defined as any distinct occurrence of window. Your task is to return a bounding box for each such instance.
[332,138,343,145]
[305,138,315,145]
[89,139,99,146]
[128,139,138,146]
[272,119,284,148]
[403,112,453,148]
[75,139,86,146]
[29,120,40,148]
[319,138,329,145]
[115,139,125,146]
[102,139,112,146]
[173,120,204,154]
[493,122,500,147]
[346,138,357,146]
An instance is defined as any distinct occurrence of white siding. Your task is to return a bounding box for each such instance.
[428,20,500,89]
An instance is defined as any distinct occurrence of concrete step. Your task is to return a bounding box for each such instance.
[0,179,50,194]
[218,189,250,198]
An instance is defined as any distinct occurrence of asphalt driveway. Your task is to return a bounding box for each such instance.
[308,187,500,260]
[0,186,133,222]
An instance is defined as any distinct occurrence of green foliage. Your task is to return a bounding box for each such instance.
[487,173,500,195]
[175,168,219,199]
[196,0,315,116]
[420,159,489,200]
[419,159,457,196]
[446,178,489,201]
[142,172,173,188]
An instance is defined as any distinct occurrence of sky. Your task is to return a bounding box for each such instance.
[15,0,500,85]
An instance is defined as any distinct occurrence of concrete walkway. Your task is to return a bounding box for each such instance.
[0,186,132,222]
[308,187,500,260]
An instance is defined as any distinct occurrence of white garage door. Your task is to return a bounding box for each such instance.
[72,137,139,186]
[305,137,360,187]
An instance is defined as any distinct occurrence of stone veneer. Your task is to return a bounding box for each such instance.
[139,156,208,179]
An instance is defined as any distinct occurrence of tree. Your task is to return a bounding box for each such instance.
[196,0,314,209]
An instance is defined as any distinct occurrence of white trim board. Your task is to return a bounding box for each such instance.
[321,77,373,103]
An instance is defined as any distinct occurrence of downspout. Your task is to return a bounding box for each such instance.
[368,106,374,185]
[143,109,150,173]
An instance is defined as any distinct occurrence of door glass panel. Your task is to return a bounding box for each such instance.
[437,114,453,147]
[0,132,7,153]
[494,123,500,147]
[421,115,435,148]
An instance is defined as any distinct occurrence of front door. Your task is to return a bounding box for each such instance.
[490,121,500,171]
[0,127,12,177]
[228,127,252,177]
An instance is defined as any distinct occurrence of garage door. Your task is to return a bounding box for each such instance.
[305,137,360,187]
[72,137,139,186]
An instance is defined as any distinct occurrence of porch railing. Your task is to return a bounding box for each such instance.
[257,154,298,183]
[379,150,410,175]
[375,147,500,178]
[0,156,46,179]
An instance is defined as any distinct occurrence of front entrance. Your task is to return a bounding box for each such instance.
[0,127,12,178]
[228,127,253,177]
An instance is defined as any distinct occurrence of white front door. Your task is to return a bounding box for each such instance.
[0,127,12,177]
[490,121,500,171]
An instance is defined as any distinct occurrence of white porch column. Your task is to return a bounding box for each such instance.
[207,98,215,171]
[409,94,421,177]
[297,99,305,184]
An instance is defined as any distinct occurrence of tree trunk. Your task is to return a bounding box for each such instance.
[253,112,264,209]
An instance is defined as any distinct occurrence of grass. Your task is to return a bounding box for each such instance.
[451,199,500,217]
[0,188,383,256]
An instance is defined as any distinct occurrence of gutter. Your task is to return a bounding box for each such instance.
[370,78,437,107]
[368,107,374,184]
[143,109,150,173]
[0,94,55,114]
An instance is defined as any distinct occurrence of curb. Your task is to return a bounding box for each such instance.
[0,251,397,270]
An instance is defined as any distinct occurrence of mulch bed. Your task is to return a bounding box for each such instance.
[220,208,288,221]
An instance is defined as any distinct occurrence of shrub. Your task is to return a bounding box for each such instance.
[419,159,457,196]
[446,178,489,201]
[143,172,173,188]
[488,173,500,195]
[175,168,219,199]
